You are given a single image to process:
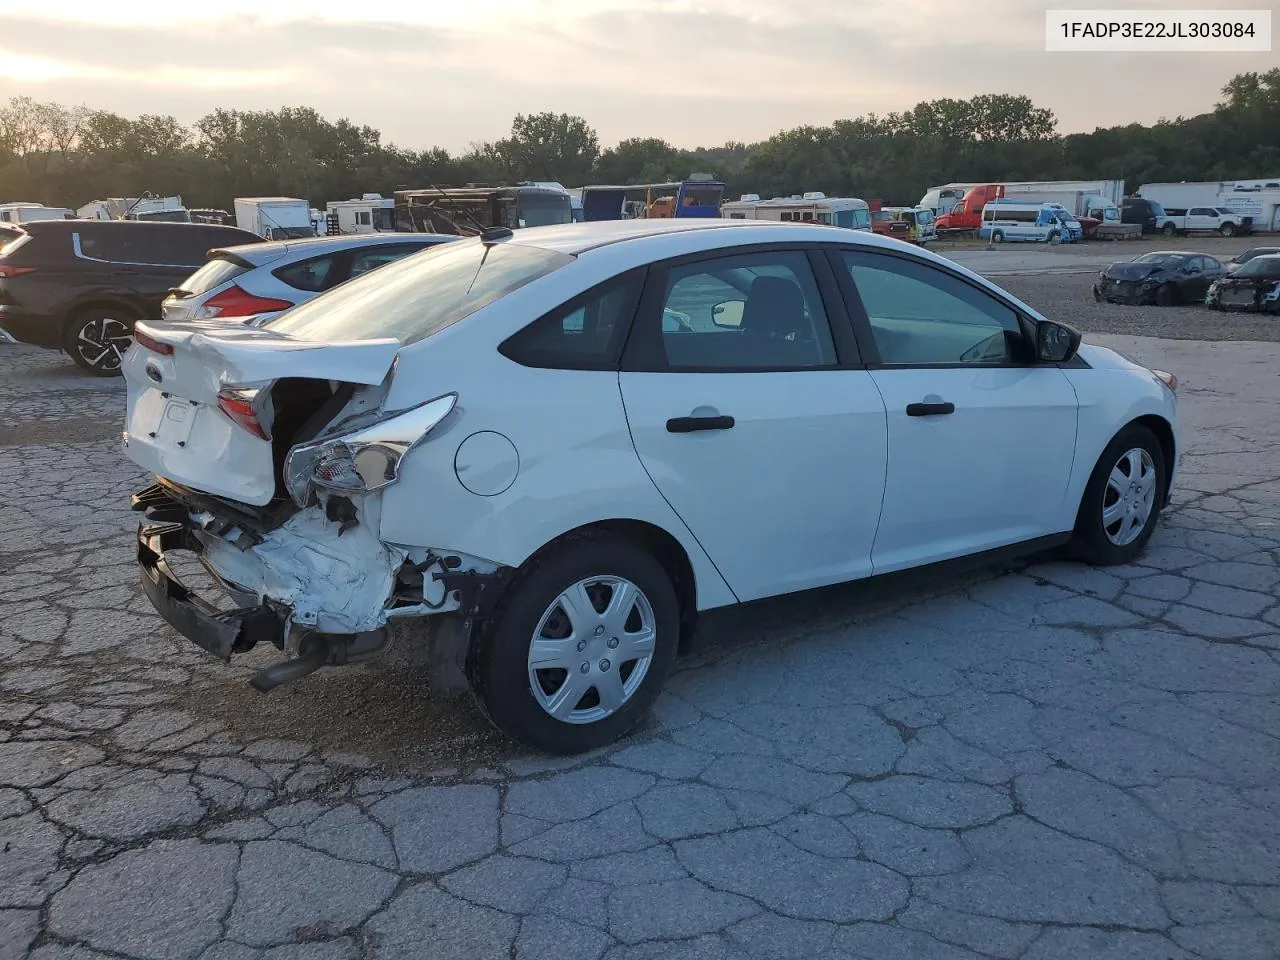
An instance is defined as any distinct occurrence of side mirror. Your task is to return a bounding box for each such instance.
[1036,319,1081,364]
[712,300,746,328]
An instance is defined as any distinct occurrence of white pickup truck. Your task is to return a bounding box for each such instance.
[1155,206,1250,237]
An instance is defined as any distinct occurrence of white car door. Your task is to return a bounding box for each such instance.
[619,247,888,603]
[833,248,1080,574]
[1187,207,1216,232]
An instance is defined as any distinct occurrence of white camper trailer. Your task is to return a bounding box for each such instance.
[324,194,395,235]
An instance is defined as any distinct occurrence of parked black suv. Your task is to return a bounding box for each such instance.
[1121,197,1166,234]
[0,220,261,375]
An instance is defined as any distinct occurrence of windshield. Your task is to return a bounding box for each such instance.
[518,194,572,227]
[268,226,316,240]
[1215,208,1236,216]
[915,209,934,224]
[1133,252,1178,265]
[1238,248,1280,264]
[265,238,574,345]
[1236,258,1280,279]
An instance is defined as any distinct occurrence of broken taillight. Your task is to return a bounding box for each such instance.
[283,393,457,506]
[134,329,174,356]
[197,285,294,319]
[216,388,271,441]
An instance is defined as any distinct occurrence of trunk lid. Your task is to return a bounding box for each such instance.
[122,319,400,506]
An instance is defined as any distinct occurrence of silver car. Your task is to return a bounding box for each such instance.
[162,233,459,324]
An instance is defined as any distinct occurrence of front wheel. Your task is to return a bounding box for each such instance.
[1070,425,1166,566]
[1154,283,1179,307]
[470,533,680,754]
[63,309,134,376]
[1161,222,1177,236]
[1219,222,1236,237]
[991,230,1004,243]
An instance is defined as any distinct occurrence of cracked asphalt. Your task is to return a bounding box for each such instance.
[3,329,1279,960]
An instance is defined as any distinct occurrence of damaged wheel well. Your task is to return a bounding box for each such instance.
[529,519,700,653]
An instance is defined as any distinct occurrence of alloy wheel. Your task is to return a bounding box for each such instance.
[75,317,133,373]
[527,576,656,725]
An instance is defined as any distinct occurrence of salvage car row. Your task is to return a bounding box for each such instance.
[1093,246,1280,310]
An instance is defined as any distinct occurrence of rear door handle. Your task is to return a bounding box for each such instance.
[666,415,735,433]
[906,401,955,417]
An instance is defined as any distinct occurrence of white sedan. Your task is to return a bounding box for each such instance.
[122,219,1179,754]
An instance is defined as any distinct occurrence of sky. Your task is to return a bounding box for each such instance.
[0,0,1274,152]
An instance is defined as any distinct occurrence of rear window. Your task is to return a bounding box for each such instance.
[265,239,574,345]
[177,256,249,297]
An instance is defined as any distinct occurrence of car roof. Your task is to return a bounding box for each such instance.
[22,219,249,235]
[211,232,458,266]
[506,218,929,257]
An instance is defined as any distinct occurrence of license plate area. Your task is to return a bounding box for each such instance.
[155,399,199,446]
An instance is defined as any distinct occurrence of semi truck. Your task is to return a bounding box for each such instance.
[233,197,317,240]
[921,179,1124,217]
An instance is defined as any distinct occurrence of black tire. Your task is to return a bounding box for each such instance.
[1219,222,1236,237]
[991,230,1004,243]
[1161,222,1177,236]
[63,308,135,376]
[1070,424,1167,566]
[1154,283,1179,307]
[1047,230,1060,244]
[469,533,680,754]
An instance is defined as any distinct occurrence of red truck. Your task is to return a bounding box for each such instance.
[868,199,911,241]
[935,184,1004,232]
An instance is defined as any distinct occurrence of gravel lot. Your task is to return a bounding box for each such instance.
[3,250,1280,958]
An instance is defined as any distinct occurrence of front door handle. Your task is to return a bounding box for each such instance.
[667,415,735,433]
[906,401,955,417]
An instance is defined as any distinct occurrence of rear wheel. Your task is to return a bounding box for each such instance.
[64,309,134,376]
[1154,283,1179,307]
[470,533,680,754]
[1070,424,1166,566]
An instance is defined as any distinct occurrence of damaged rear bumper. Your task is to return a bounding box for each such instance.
[137,521,286,661]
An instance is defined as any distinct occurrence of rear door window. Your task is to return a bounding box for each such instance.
[273,255,340,292]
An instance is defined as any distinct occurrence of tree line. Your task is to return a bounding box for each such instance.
[1,68,1276,211]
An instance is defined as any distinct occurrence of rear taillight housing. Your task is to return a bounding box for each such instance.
[134,329,174,356]
[0,265,35,278]
[197,285,294,319]
[216,388,271,440]
[283,393,457,506]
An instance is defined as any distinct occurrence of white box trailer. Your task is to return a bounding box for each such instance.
[1137,182,1234,213]
[920,179,1124,214]
[324,194,395,234]
[234,197,316,240]
[0,203,74,224]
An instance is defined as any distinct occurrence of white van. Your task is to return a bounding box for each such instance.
[978,201,1071,243]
